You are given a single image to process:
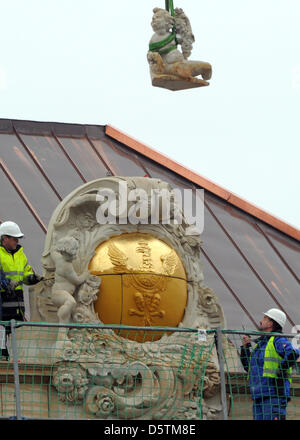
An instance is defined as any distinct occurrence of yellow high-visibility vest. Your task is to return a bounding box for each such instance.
[248,336,293,384]
[0,245,34,292]
[263,336,292,383]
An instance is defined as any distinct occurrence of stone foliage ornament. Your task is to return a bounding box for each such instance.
[28,176,226,420]
[147,2,212,91]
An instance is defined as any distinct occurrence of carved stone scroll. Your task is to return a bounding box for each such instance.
[26,176,226,420]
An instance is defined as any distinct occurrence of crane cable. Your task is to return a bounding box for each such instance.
[165,0,175,16]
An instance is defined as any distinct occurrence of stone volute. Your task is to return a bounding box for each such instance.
[22,176,226,420]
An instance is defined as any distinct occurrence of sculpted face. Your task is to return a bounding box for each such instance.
[56,237,79,261]
[61,245,78,262]
[151,11,173,34]
[77,213,95,229]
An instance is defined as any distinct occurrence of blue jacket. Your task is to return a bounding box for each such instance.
[0,266,11,291]
[240,335,300,400]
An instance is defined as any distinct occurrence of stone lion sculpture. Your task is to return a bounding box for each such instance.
[147,7,212,90]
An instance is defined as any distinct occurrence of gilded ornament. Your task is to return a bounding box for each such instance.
[89,233,187,340]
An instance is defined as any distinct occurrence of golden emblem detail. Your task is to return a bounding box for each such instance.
[107,239,177,326]
[89,233,187,339]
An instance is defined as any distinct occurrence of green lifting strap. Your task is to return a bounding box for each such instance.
[166,0,177,43]
[149,32,177,53]
[165,0,175,16]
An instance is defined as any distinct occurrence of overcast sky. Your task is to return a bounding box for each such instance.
[1,0,300,229]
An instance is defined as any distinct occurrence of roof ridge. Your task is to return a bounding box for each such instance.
[105,124,300,242]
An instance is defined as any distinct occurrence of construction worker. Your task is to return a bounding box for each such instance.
[0,221,42,359]
[240,308,300,420]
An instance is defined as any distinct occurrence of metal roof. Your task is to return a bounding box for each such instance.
[0,118,299,330]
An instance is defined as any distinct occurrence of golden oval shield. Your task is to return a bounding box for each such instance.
[89,233,187,341]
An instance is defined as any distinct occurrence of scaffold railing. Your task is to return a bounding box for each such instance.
[0,321,299,421]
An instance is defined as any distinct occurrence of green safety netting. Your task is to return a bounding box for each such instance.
[0,322,298,420]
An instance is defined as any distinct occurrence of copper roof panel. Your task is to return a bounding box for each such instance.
[205,194,299,325]
[91,139,147,177]
[0,119,298,330]
[261,224,300,283]
[19,134,85,198]
[200,204,291,325]
[56,137,108,181]
[106,125,300,242]
[0,133,59,225]
[200,254,257,330]
[139,155,193,189]
[132,151,299,327]
[0,169,45,272]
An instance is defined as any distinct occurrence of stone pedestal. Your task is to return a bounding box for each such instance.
[152,75,209,91]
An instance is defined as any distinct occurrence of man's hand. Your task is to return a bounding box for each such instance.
[25,273,43,285]
[33,274,43,283]
[277,368,289,380]
[242,335,252,347]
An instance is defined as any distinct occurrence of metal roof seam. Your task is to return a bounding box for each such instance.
[255,223,300,284]
[85,135,114,176]
[13,126,63,202]
[105,125,230,196]
[51,130,87,184]
[0,159,47,233]
[105,125,300,242]
[105,137,150,177]
[204,201,295,327]
[201,247,258,329]
[0,118,298,329]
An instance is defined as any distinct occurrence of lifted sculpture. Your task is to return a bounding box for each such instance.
[148,5,212,91]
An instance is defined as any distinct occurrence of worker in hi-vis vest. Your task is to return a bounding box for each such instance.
[0,221,42,360]
[240,308,299,420]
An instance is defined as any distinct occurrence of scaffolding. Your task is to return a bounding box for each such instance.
[0,321,299,420]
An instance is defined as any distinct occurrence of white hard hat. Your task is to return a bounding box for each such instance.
[0,221,24,238]
[264,308,286,328]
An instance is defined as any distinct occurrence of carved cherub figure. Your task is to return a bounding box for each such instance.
[75,212,96,230]
[51,236,89,324]
[147,7,212,90]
